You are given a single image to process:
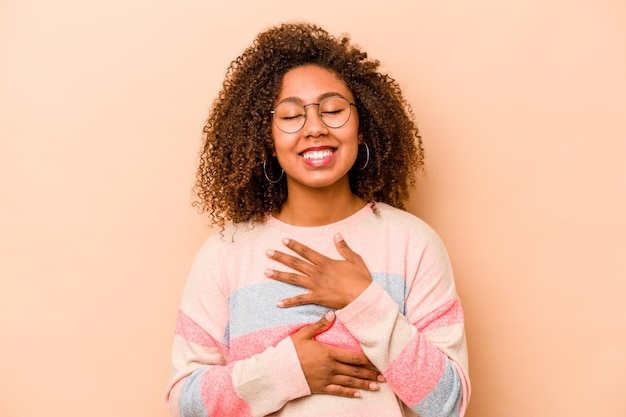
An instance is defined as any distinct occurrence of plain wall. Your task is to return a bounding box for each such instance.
[1,1,625,416]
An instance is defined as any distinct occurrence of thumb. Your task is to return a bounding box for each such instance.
[298,310,336,339]
[334,233,356,260]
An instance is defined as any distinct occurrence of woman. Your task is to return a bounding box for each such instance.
[166,22,470,417]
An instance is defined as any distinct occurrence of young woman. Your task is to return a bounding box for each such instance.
[166,22,470,417]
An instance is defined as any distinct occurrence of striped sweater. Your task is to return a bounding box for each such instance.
[166,202,470,416]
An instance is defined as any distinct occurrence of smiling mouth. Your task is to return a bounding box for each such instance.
[301,149,335,160]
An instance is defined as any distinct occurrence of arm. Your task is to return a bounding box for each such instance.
[336,228,470,417]
[167,328,308,417]
[167,311,383,417]
[165,238,310,417]
[336,282,468,417]
[266,232,470,417]
[167,237,383,417]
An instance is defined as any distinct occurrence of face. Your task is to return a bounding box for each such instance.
[271,64,360,193]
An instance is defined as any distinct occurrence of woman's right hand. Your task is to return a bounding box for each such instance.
[290,310,385,398]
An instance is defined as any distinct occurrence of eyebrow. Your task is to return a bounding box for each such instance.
[276,91,348,105]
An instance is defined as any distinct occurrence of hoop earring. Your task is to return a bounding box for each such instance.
[357,142,370,171]
[263,160,284,184]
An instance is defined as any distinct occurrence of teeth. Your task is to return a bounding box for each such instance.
[302,149,333,160]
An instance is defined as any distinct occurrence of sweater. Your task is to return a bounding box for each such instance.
[166,202,470,417]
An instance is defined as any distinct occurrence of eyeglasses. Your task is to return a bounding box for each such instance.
[271,96,356,133]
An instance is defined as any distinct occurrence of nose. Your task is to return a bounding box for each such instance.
[301,103,328,137]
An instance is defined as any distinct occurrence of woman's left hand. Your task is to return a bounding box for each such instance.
[265,233,372,309]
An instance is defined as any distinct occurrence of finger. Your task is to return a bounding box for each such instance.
[323,374,381,398]
[282,238,326,265]
[328,347,374,368]
[330,374,381,392]
[333,233,359,262]
[331,362,382,384]
[264,267,310,288]
[295,310,335,339]
[266,249,314,275]
[276,293,318,308]
[323,384,364,399]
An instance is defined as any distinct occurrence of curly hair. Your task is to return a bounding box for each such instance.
[193,22,424,228]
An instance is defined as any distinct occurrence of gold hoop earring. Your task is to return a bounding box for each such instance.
[357,142,370,171]
[263,160,284,184]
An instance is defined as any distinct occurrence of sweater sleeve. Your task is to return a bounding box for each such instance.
[165,237,311,417]
[335,227,470,417]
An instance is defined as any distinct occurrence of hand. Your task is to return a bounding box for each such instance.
[292,311,384,398]
[265,233,372,309]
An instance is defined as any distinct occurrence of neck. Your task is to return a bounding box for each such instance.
[274,183,366,227]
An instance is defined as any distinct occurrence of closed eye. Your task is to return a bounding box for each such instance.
[280,114,304,121]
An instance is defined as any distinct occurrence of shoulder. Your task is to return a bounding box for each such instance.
[373,203,436,232]
[370,202,448,251]
[194,220,272,258]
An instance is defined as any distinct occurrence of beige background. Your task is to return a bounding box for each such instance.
[1,0,625,416]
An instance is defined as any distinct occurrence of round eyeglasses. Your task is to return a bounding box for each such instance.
[271,96,356,134]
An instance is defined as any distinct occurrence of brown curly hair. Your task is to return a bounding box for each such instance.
[193,22,424,228]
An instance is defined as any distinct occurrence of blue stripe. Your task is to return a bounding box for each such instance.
[370,272,408,313]
[179,367,209,417]
[226,272,407,341]
[411,358,462,417]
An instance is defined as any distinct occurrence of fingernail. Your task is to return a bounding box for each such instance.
[264,269,273,277]
[324,310,335,321]
[353,391,362,398]
[369,382,379,390]
[335,232,344,242]
[377,374,386,382]
[276,300,285,308]
[282,238,290,245]
[266,249,274,257]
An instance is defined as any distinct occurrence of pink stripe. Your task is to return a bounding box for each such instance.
[414,298,464,333]
[175,310,229,359]
[229,324,300,360]
[230,322,363,361]
[315,321,363,351]
[384,333,446,405]
[201,364,252,417]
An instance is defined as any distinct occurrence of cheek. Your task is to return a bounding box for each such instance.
[342,128,361,157]
[349,143,360,163]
